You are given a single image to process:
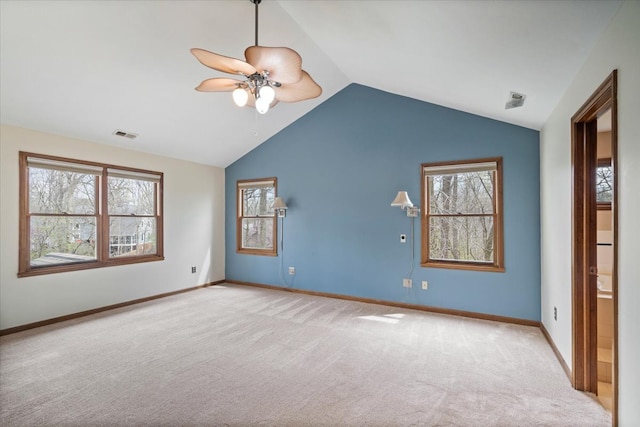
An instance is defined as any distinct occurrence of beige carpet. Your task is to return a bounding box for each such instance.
[0,283,610,426]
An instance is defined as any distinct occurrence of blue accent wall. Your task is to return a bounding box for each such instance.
[225,84,541,321]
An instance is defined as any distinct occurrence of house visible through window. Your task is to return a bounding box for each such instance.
[107,168,160,258]
[19,152,163,277]
[421,157,504,272]
[237,178,277,256]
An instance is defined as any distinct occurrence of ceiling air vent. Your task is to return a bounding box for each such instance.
[112,129,138,139]
[505,91,526,109]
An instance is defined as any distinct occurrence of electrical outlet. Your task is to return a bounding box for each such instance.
[403,278,412,288]
[400,234,407,243]
[554,306,557,321]
[422,280,428,290]
[288,267,295,275]
[191,266,196,274]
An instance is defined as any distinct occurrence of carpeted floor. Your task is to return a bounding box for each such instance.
[0,283,611,426]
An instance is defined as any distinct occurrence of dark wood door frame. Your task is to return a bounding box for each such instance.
[571,70,618,425]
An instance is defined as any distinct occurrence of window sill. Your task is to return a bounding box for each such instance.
[18,255,164,278]
[421,261,505,273]
[236,248,277,257]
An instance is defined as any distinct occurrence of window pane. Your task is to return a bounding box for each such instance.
[30,216,97,267]
[109,217,156,257]
[29,168,96,214]
[596,165,612,203]
[108,177,155,215]
[429,171,494,215]
[429,216,494,263]
[241,218,274,250]
[243,187,275,216]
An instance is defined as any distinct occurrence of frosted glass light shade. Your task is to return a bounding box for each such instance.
[255,97,269,114]
[259,85,276,104]
[391,191,413,209]
[232,88,249,107]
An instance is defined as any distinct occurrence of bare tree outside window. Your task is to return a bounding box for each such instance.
[28,167,98,266]
[596,163,613,204]
[108,176,157,257]
[422,158,504,272]
[237,178,277,256]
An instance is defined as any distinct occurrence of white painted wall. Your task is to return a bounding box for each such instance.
[0,125,225,330]
[540,1,640,424]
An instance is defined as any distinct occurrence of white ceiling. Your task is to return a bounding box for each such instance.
[0,1,621,168]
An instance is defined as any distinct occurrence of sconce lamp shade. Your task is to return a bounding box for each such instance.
[391,191,414,209]
[274,196,287,218]
[273,197,288,210]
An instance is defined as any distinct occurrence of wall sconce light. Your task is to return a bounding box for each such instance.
[273,197,288,218]
[274,195,292,288]
[391,191,419,280]
[391,191,420,217]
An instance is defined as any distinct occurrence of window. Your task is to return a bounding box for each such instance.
[236,178,277,256]
[596,158,612,210]
[19,152,163,277]
[107,168,160,258]
[421,157,504,272]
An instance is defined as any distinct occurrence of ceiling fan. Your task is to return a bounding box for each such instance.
[191,0,322,114]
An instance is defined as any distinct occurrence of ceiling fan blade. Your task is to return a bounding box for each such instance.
[274,71,322,103]
[244,46,303,84]
[195,78,245,92]
[191,48,256,76]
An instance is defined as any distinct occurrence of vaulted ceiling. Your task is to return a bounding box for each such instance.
[0,1,621,168]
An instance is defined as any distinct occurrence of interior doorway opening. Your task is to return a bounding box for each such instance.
[571,70,618,425]
[595,108,614,412]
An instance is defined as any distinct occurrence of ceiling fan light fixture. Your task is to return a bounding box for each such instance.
[233,87,249,107]
[255,97,270,114]
[190,0,321,114]
[259,85,275,104]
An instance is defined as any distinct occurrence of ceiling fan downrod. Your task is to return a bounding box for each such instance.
[251,0,262,47]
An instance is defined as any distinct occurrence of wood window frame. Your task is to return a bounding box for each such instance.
[236,177,278,257]
[421,157,505,272]
[18,152,164,277]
